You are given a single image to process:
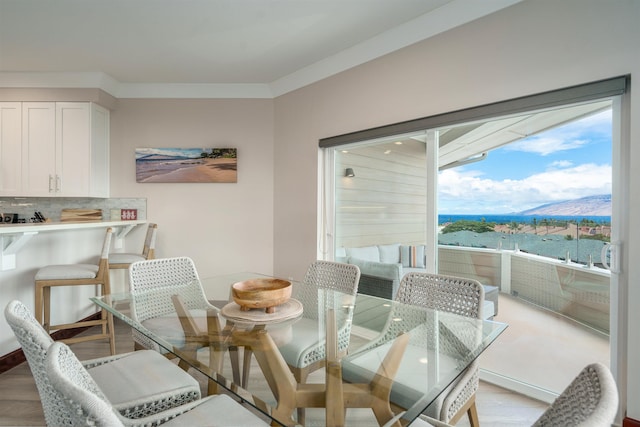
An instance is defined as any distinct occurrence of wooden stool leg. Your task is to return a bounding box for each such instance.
[34,282,44,326]
[106,310,116,355]
[101,282,109,337]
[43,285,51,332]
[468,402,480,427]
[100,281,116,355]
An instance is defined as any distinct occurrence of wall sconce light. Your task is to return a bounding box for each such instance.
[345,168,355,177]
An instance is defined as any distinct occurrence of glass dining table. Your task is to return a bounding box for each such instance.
[92,272,507,427]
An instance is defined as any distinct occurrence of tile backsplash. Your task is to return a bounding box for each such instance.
[0,197,146,223]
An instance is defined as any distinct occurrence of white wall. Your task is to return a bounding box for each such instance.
[272,0,640,420]
[109,99,275,279]
[0,227,113,354]
[335,139,428,249]
[0,98,276,356]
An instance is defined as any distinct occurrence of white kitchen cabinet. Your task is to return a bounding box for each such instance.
[88,103,110,197]
[0,103,23,196]
[22,102,57,196]
[53,102,110,197]
[0,102,110,197]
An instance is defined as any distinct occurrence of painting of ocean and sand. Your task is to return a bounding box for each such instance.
[136,148,237,183]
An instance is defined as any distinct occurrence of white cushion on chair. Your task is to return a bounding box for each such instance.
[87,350,200,411]
[142,309,210,348]
[109,253,146,264]
[277,317,322,366]
[342,339,461,412]
[35,264,99,280]
[161,394,269,426]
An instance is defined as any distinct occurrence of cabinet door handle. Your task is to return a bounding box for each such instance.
[49,175,54,193]
[55,175,61,193]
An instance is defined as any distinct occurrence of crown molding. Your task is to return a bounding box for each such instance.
[0,72,273,99]
[0,72,121,96]
[115,83,274,99]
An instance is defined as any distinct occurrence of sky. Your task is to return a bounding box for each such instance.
[438,109,612,214]
[135,148,211,159]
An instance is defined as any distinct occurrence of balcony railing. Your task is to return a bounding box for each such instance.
[438,245,610,334]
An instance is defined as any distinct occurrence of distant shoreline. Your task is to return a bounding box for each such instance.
[137,158,237,183]
[438,214,611,225]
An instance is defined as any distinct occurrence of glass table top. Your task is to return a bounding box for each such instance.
[93,272,507,426]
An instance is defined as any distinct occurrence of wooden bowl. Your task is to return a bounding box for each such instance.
[231,278,292,313]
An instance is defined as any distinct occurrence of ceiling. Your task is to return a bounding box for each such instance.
[0,0,521,98]
[437,100,612,168]
[360,100,612,169]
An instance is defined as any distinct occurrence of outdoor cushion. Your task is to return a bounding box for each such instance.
[347,246,380,262]
[401,245,426,268]
[378,243,401,263]
[348,257,402,281]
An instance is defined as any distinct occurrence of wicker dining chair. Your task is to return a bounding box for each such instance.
[403,362,619,427]
[4,300,201,423]
[128,256,215,356]
[46,341,269,427]
[343,272,485,426]
[274,261,359,423]
[394,272,485,427]
[532,362,618,427]
[383,412,456,427]
[279,260,361,383]
[127,255,240,391]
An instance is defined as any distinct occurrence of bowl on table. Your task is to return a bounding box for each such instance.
[231,278,292,313]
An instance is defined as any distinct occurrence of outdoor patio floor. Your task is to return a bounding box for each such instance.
[479,293,610,397]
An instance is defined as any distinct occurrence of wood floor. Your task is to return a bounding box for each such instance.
[0,318,547,427]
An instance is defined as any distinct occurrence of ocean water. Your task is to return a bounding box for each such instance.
[438,214,611,225]
[136,158,205,181]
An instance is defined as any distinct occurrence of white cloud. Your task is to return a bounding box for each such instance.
[438,109,612,213]
[548,160,573,168]
[439,163,611,213]
[504,109,611,156]
[507,137,588,156]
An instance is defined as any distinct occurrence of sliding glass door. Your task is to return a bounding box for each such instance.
[435,100,615,400]
[320,79,626,400]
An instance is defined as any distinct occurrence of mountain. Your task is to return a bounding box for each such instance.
[519,194,611,216]
[137,154,192,161]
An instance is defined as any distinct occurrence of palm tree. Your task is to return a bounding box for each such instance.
[540,218,549,235]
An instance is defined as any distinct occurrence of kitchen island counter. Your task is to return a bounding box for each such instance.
[0,219,147,270]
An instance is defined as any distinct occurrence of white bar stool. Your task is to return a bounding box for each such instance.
[34,227,116,355]
[108,223,157,294]
[109,223,157,269]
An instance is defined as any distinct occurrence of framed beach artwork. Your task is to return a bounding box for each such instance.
[135,148,237,183]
